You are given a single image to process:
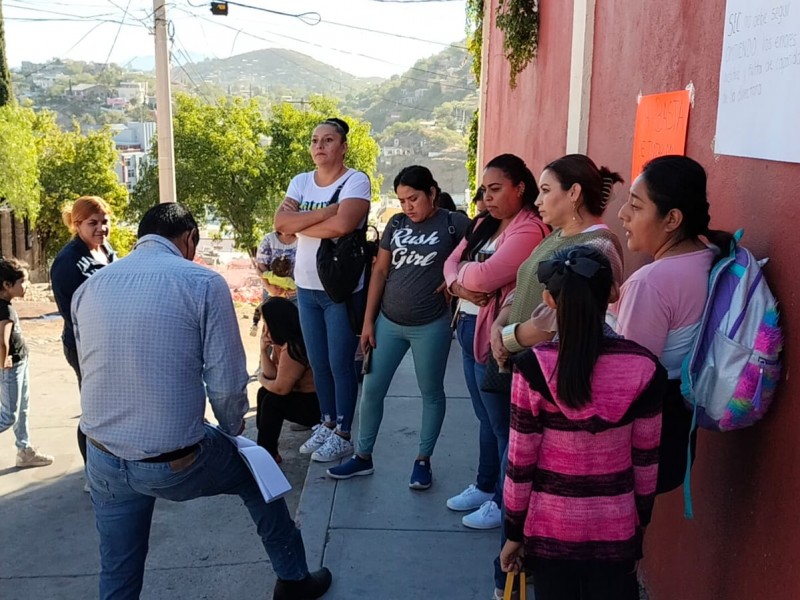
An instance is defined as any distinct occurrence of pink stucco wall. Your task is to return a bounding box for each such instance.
[480,0,572,176]
[482,1,800,598]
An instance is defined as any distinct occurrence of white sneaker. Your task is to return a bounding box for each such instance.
[446,484,494,512]
[16,447,54,469]
[299,424,333,455]
[311,432,353,463]
[462,500,502,530]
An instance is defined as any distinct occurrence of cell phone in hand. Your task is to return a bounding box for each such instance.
[361,346,372,375]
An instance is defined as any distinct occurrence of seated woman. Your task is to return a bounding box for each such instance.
[256,297,320,463]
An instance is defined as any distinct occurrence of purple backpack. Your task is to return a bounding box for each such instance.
[680,230,783,517]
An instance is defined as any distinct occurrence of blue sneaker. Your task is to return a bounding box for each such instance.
[327,455,374,480]
[409,459,432,490]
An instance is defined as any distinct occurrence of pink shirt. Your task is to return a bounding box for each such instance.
[608,248,715,378]
[443,209,547,364]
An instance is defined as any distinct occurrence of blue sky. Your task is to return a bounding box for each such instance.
[4,0,470,78]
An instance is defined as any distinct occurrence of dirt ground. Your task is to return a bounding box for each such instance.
[16,284,311,516]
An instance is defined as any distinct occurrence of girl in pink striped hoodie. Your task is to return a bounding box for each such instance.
[500,245,666,600]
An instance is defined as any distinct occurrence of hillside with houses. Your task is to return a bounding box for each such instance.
[11,43,477,235]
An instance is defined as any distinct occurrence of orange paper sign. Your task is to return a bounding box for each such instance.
[631,90,691,182]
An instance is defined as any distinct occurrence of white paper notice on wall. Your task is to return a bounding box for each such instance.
[714,1,800,163]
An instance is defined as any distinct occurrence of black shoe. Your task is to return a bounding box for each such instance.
[273,567,332,600]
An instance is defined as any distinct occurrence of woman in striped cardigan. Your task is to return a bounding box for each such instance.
[500,245,666,600]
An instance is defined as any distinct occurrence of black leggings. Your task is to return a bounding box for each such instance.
[530,559,639,600]
[63,344,87,464]
[255,387,320,456]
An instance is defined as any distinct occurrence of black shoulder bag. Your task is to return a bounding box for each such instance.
[316,173,369,304]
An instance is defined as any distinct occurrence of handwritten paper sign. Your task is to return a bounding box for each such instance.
[631,90,691,182]
[715,0,800,163]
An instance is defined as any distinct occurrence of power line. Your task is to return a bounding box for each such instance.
[196,0,466,49]
[102,0,133,67]
[204,1,321,25]
[175,8,472,89]
[236,25,472,90]
[4,2,118,19]
[189,15,437,115]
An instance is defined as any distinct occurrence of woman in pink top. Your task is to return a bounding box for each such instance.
[501,245,666,600]
[443,154,547,531]
[610,155,732,493]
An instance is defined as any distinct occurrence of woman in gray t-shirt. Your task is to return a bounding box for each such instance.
[327,166,469,489]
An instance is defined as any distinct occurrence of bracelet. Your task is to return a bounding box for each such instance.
[501,323,525,353]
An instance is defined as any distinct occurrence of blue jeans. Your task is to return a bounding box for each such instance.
[296,287,363,433]
[358,312,452,457]
[86,424,308,600]
[455,314,510,506]
[0,358,30,449]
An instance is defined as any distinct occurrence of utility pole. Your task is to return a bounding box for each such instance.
[153,0,177,203]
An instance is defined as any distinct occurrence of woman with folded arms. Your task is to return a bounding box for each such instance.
[443,154,547,531]
[274,117,371,464]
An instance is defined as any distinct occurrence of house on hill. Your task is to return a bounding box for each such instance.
[65,83,108,101]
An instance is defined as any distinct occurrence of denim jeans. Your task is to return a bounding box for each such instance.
[85,424,308,600]
[296,287,363,433]
[358,312,452,457]
[0,358,30,449]
[455,314,510,505]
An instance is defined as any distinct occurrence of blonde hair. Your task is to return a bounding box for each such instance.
[62,196,111,234]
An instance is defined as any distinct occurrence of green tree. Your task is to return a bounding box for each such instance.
[131,94,380,254]
[108,225,136,257]
[0,0,11,106]
[0,104,40,218]
[34,112,128,261]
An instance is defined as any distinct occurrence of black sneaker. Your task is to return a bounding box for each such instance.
[409,458,432,490]
[273,567,332,600]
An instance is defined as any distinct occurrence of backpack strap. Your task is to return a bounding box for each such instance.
[446,211,457,246]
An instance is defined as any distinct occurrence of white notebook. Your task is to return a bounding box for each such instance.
[213,425,292,503]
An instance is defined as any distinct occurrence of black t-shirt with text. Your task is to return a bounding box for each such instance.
[379,209,470,326]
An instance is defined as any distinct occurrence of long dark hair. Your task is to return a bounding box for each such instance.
[461,154,539,261]
[393,165,440,203]
[640,155,732,251]
[543,154,624,216]
[537,245,613,408]
[260,297,308,367]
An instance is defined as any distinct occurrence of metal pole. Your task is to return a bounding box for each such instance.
[153,0,176,203]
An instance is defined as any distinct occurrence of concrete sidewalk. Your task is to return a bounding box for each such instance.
[0,325,502,599]
[296,345,502,600]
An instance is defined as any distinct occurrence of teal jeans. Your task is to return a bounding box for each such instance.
[358,312,452,457]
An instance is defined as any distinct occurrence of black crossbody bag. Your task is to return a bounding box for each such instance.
[315,173,370,304]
